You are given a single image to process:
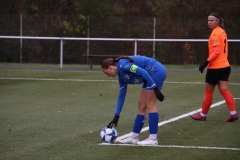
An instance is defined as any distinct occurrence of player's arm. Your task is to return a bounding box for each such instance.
[199,45,221,73]
[199,34,221,73]
[207,45,221,62]
[107,80,127,128]
[115,82,127,115]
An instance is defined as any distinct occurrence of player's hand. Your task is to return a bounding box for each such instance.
[199,60,209,73]
[154,87,164,102]
[107,115,120,128]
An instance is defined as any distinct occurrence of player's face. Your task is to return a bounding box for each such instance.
[208,16,219,29]
[102,66,117,77]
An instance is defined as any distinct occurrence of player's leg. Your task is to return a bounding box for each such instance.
[218,67,238,122]
[190,69,217,121]
[190,84,215,121]
[137,62,166,145]
[137,88,159,145]
[130,89,148,139]
[201,82,215,115]
[146,89,159,135]
[118,89,147,144]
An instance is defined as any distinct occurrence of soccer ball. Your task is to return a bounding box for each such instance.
[100,127,118,143]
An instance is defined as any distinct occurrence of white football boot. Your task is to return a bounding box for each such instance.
[137,138,158,146]
[117,137,139,144]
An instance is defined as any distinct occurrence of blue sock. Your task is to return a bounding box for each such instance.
[149,112,159,134]
[133,114,145,133]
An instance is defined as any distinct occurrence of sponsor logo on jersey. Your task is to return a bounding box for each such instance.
[124,74,130,79]
[134,77,140,84]
[124,65,130,70]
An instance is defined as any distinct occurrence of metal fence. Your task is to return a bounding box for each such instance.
[1,35,239,69]
[0,15,239,65]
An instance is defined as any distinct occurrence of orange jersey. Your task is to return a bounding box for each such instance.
[207,27,230,69]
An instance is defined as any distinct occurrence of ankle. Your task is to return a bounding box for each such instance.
[200,113,206,117]
[130,132,139,139]
[149,134,157,140]
[230,111,237,115]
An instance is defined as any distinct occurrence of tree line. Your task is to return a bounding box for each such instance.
[0,0,239,65]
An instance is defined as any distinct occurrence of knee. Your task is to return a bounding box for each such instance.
[138,101,147,113]
[219,88,228,94]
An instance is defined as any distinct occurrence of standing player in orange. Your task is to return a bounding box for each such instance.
[190,12,238,122]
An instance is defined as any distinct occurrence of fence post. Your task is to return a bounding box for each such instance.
[87,16,90,64]
[134,39,137,56]
[153,17,156,58]
[20,14,22,63]
[60,38,63,69]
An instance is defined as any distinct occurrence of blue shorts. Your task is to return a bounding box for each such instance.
[142,61,167,90]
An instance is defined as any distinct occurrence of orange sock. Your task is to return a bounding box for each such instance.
[219,89,236,111]
[201,89,214,114]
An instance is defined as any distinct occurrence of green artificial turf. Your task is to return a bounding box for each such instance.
[0,68,239,160]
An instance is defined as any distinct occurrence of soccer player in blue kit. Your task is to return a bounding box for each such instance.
[102,56,167,145]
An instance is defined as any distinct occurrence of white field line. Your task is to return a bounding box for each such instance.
[102,98,240,150]
[115,99,240,141]
[0,77,240,85]
[0,77,117,82]
[99,143,240,151]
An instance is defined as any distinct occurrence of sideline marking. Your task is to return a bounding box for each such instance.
[99,143,240,151]
[115,99,240,141]
[100,99,240,150]
[0,77,116,82]
[0,77,240,85]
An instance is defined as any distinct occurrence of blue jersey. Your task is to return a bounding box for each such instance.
[115,56,167,115]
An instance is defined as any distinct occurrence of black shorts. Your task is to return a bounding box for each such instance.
[205,67,231,85]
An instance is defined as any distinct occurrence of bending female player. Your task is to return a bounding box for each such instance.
[190,12,238,122]
[102,55,167,145]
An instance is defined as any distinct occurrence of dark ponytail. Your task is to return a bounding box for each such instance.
[102,56,134,69]
[113,56,134,63]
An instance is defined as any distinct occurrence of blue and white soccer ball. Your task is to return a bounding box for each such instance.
[100,127,118,143]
